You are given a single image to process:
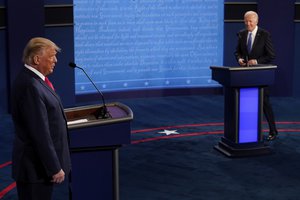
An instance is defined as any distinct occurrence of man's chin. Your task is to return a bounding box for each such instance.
[46,69,54,76]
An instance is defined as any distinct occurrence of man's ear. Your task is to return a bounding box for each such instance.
[33,55,39,65]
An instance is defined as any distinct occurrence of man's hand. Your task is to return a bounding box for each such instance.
[238,58,257,66]
[238,58,247,66]
[247,59,258,65]
[52,169,65,184]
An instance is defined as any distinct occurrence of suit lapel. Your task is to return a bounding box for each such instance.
[24,68,55,95]
[251,28,261,52]
[23,68,56,96]
[38,78,68,121]
[39,79,64,105]
[39,78,57,96]
[24,68,67,121]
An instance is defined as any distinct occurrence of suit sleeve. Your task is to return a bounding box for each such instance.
[257,31,276,64]
[20,85,61,177]
[234,31,244,62]
[234,33,242,61]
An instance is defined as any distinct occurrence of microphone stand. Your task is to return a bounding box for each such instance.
[74,65,111,119]
[245,55,249,67]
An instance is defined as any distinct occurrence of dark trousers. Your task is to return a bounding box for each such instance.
[16,181,54,200]
[263,87,277,133]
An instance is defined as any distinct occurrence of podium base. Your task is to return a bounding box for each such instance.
[214,138,272,157]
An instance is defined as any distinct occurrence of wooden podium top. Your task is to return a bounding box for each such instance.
[64,102,133,129]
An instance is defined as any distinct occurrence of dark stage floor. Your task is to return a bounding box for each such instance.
[1,95,300,200]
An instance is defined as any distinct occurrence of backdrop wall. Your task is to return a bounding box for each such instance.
[1,0,300,113]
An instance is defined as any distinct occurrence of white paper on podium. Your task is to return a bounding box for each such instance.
[67,119,88,125]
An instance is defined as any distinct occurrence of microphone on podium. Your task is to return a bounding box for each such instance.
[68,62,111,119]
[245,56,249,67]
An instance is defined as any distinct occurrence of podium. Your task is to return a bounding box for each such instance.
[210,65,277,157]
[64,102,133,200]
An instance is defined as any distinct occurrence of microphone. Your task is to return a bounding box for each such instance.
[245,55,249,67]
[69,62,111,119]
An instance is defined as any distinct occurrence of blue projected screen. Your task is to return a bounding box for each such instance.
[74,0,224,94]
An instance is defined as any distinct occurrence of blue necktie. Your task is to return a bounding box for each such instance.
[247,32,252,53]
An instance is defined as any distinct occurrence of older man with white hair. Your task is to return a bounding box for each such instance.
[235,11,278,141]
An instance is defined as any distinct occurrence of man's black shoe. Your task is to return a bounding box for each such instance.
[267,132,278,141]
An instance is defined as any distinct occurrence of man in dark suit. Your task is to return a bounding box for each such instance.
[235,11,278,141]
[11,37,71,200]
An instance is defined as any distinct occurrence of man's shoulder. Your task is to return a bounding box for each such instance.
[238,29,248,34]
[16,68,41,81]
[13,68,43,91]
[237,29,248,38]
[257,27,271,36]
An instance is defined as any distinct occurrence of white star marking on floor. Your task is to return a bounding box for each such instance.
[157,129,179,135]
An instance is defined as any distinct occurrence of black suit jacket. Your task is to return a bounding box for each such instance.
[235,27,275,64]
[11,67,71,183]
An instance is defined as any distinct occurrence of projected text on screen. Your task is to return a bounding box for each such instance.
[74,0,224,94]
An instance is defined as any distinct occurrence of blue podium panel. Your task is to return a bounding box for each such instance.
[210,65,276,157]
[239,88,259,143]
[65,102,133,200]
[223,87,263,144]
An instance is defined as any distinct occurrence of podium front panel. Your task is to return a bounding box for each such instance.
[238,88,259,143]
[71,150,114,200]
[224,87,263,144]
[65,102,133,200]
[69,121,130,148]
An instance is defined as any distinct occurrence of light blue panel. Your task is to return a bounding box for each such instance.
[239,88,259,143]
[74,0,224,94]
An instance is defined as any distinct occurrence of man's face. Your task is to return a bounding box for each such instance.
[35,47,58,76]
[244,14,258,32]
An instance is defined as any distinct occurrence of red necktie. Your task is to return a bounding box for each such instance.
[45,77,55,91]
